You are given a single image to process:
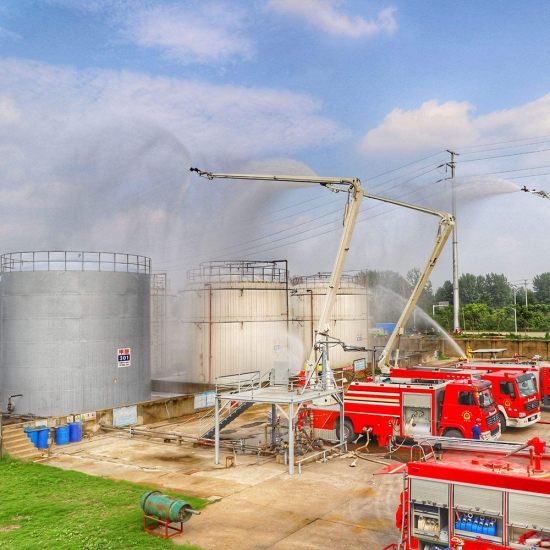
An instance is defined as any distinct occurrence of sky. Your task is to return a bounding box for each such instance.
[0,0,550,291]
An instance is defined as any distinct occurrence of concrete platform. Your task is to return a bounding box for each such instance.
[43,405,550,550]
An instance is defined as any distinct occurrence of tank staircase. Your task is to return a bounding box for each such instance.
[1,424,44,461]
[198,401,255,441]
[198,370,268,441]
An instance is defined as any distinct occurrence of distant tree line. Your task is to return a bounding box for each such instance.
[358,269,550,333]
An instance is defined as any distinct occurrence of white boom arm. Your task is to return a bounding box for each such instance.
[372,199,455,370]
[190,167,364,375]
[190,167,454,378]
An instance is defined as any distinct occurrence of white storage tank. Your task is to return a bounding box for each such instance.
[0,251,151,417]
[180,261,290,382]
[290,273,369,370]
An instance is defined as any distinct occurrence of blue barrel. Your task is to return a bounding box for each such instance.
[27,429,39,448]
[36,427,49,449]
[55,425,70,445]
[69,422,82,443]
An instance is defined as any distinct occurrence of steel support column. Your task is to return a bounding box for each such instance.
[288,402,294,475]
[214,395,220,465]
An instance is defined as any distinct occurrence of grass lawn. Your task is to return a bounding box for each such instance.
[0,456,208,550]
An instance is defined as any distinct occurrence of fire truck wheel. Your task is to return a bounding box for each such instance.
[499,412,507,433]
[335,418,355,444]
[444,429,463,438]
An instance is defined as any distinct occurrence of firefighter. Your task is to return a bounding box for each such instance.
[472,418,482,439]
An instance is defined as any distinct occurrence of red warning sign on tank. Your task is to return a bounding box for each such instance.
[117,348,131,367]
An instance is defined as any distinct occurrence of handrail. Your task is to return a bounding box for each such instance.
[0,251,151,274]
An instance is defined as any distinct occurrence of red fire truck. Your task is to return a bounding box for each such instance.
[311,377,500,446]
[457,361,550,409]
[384,437,550,550]
[396,366,541,432]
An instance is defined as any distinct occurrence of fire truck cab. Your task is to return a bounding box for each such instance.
[401,366,541,431]
[463,361,550,408]
[311,377,500,446]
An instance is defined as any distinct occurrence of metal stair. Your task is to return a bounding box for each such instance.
[199,401,255,440]
[1,425,44,461]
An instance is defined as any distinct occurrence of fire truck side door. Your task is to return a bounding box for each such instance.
[402,393,432,436]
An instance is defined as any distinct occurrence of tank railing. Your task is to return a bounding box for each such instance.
[187,260,288,284]
[291,272,362,286]
[0,251,151,274]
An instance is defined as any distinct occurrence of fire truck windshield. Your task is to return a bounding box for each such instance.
[516,373,537,397]
[476,388,495,408]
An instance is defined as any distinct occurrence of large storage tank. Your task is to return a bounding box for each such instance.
[0,251,151,417]
[180,261,290,382]
[290,273,369,370]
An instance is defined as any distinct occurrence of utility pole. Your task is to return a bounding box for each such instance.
[524,279,529,308]
[511,284,518,334]
[447,150,460,332]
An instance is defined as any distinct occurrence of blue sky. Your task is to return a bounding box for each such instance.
[0,0,549,289]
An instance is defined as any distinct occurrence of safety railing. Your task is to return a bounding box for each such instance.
[187,260,288,284]
[291,272,362,286]
[1,251,151,274]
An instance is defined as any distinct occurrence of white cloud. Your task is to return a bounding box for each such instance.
[47,1,255,65]
[359,94,550,154]
[0,26,22,42]
[125,4,254,65]
[267,0,397,38]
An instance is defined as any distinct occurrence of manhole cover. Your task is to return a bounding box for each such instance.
[241,422,265,428]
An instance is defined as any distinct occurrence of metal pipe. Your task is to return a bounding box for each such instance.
[214,395,220,465]
[307,289,314,354]
[207,283,212,383]
[288,402,294,475]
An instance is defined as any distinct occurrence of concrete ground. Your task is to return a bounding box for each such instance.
[44,407,550,550]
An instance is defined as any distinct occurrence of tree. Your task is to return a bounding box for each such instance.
[405,268,434,311]
[462,303,491,331]
[533,272,550,304]
[460,273,483,305]
[484,273,510,308]
[434,280,453,303]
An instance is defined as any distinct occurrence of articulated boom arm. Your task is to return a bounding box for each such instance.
[190,167,453,378]
[191,167,364,374]
[375,203,454,371]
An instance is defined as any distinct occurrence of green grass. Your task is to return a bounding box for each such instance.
[0,456,207,550]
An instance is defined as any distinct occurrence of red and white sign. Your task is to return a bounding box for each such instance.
[117,348,131,368]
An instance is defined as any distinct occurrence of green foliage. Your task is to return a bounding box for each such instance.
[458,272,511,308]
[0,458,207,550]
[533,272,550,304]
[434,280,453,304]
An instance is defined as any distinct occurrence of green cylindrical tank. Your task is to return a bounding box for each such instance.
[140,491,198,523]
